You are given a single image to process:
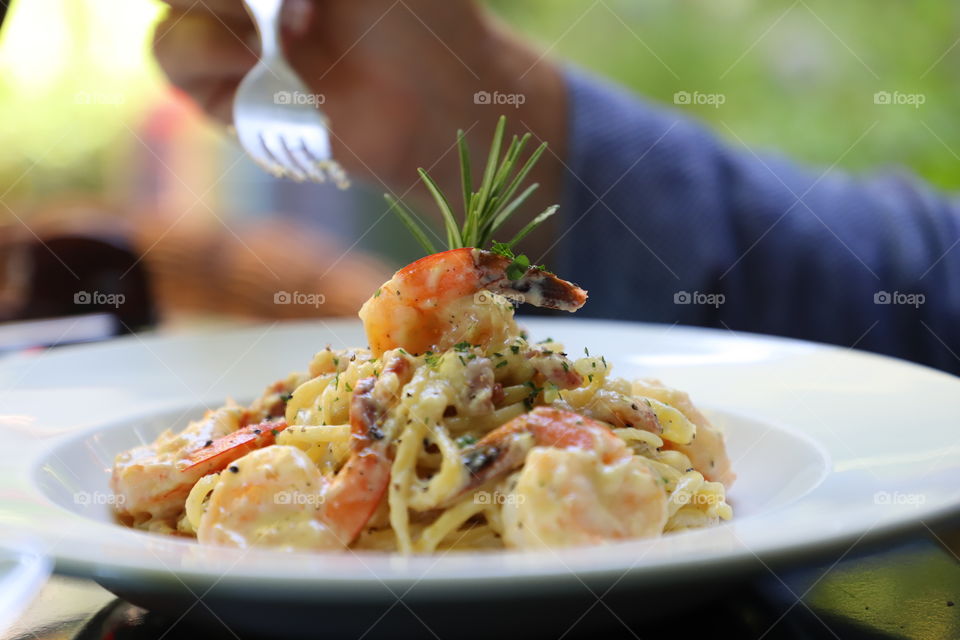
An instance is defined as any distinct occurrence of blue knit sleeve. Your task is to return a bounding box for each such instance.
[557,67,960,373]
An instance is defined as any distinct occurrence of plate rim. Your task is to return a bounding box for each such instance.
[3,317,960,594]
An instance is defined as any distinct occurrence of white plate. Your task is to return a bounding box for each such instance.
[0,547,49,636]
[1,318,958,636]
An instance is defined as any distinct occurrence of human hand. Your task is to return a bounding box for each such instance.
[153,0,567,233]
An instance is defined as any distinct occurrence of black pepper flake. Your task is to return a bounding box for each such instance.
[204,440,213,447]
[949,601,955,607]
[228,465,239,473]
[463,445,500,475]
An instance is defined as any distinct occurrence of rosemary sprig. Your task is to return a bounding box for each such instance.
[385,116,557,257]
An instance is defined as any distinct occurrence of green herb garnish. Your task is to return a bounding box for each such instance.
[384,116,557,260]
[456,434,478,448]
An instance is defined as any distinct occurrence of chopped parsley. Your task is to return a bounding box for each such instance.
[523,380,543,409]
[455,434,478,448]
[491,242,550,280]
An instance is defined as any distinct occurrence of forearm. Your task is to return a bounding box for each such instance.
[556,67,960,372]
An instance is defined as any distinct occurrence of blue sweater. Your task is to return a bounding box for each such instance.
[557,69,960,374]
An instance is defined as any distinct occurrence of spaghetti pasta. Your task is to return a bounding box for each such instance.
[110,248,735,553]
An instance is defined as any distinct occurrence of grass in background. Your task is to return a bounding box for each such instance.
[493,0,960,188]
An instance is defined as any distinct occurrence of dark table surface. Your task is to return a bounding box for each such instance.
[5,523,960,640]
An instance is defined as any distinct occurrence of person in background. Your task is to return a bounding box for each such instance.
[152,0,960,373]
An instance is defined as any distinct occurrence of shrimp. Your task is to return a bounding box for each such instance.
[359,248,587,356]
[453,406,668,548]
[111,370,307,524]
[196,354,414,550]
[111,407,288,522]
[632,379,736,488]
[196,444,389,550]
[501,449,668,549]
[459,407,632,492]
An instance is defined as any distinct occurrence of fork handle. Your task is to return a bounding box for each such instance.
[243,0,283,59]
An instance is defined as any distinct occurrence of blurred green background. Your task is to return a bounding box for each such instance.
[493,0,960,188]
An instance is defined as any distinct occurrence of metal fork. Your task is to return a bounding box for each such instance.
[233,0,346,185]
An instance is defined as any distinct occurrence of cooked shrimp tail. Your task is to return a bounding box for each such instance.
[457,407,628,496]
[324,354,415,542]
[473,249,586,311]
[181,418,287,475]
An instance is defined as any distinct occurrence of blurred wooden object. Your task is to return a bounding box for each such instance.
[0,198,392,325]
